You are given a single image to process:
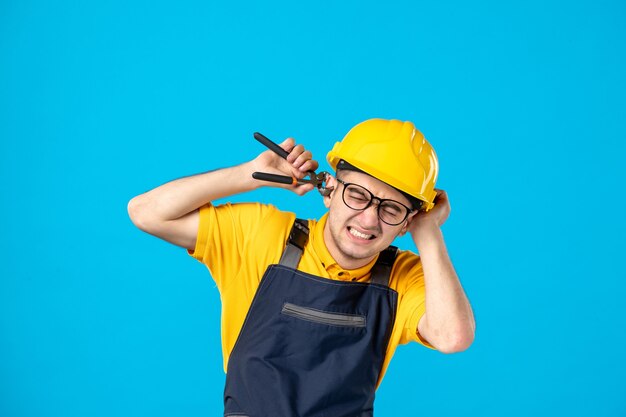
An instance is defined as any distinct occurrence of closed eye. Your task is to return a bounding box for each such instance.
[347,188,369,202]
[381,203,402,215]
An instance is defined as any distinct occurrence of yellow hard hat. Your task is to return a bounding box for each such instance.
[327,118,439,211]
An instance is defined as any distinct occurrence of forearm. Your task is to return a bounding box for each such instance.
[129,161,258,222]
[415,225,475,353]
[128,137,317,249]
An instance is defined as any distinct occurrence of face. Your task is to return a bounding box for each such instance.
[323,170,414,270]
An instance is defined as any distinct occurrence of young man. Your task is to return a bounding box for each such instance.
[128,118,475,417]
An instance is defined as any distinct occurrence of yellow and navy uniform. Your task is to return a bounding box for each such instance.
[189,202,432,388]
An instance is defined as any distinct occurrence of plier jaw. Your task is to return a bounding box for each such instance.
[301,171,333,196]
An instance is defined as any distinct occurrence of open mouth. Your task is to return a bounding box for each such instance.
[348,226,377,240]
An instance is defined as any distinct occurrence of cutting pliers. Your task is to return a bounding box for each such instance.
[252,132,332,195]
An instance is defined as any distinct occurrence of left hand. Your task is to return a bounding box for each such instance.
[406,189,451,236]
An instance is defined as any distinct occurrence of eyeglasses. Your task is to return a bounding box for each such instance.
[335,178,414,226]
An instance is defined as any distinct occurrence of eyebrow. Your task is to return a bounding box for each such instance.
[338,178,411,207]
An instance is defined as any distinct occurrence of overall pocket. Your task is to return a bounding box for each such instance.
[281,302,366,328]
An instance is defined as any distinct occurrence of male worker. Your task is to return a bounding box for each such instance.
[128,118,475,417]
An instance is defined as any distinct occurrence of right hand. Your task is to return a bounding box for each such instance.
[252,137,320,196]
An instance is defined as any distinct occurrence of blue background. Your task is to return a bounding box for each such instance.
[1,1,625,416]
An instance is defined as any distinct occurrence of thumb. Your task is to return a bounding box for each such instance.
[291,183,315,196]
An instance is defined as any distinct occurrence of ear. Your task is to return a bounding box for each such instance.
[322,174,337,209]
[399,211,418,235]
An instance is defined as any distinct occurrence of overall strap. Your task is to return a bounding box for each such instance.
[369,246,398,287]
[279,219,398,286]
[278,218,310,269]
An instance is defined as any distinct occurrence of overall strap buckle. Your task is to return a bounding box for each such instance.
[278,219,310,269]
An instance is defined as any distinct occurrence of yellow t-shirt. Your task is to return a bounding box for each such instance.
[189,202,431,388]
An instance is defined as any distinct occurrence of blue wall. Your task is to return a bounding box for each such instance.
[1,1,625,416]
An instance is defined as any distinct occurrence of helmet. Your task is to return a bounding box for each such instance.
[327,118,439,211]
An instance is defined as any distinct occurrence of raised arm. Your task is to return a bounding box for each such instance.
[127,138,318,250]
[410,190,476,353]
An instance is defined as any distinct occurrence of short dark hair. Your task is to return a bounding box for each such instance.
[336,160,424,211]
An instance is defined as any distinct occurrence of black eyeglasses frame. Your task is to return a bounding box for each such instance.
[335,178,415,226]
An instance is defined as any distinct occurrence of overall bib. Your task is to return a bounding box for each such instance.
[224,219,399,417]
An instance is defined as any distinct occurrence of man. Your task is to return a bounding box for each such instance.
[128,118,475,417]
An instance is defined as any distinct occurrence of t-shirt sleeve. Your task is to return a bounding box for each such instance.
[394,253,435,349]
[187,202,293,292]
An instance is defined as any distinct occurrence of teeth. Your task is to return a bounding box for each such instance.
[349,227,373,240]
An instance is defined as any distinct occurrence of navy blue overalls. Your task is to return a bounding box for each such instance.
[224,219,399,417]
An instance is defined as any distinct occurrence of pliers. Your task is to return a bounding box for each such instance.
[252,132,332,195]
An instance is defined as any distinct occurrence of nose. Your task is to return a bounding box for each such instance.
[358,201,381,229]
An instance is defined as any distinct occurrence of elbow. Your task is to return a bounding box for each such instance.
[432,326,475,354]
[438,332,474,354]
[127,195,154,232]
[420,314,475,354]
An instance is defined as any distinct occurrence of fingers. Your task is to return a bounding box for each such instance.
[278,139,312,168]
[279,137,296,153]
[433,189,450,210]
[284,138,319,175]
[286,143,308,167]
[285,142,301,162]
[267,136,319,195]
[433,188,448,202]
[293,151,318,171]
[299,159,319,173]
[292,149,311,168]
